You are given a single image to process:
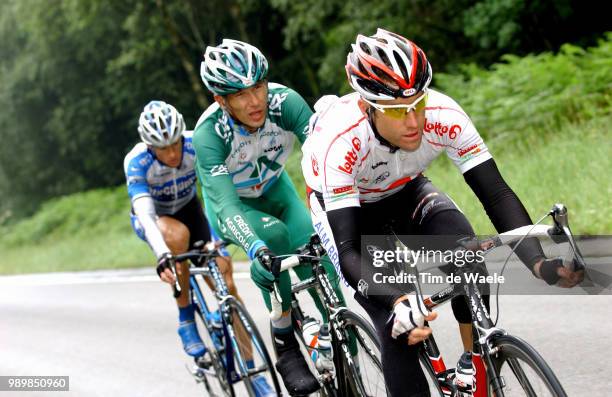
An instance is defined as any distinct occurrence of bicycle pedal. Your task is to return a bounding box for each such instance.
[195,353,212,369]
[317,371,334,383]
[192,368,206,383]
[186,364,206,383]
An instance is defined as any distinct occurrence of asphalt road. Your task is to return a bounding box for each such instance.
[1,259,611,397]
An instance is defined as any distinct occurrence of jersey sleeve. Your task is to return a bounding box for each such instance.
[439,104,492,173]
[193,121,266,259]
[123,149,151,203]
[132,196,170,258]
[279,88,313,144]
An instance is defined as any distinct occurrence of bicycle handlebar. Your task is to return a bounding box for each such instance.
[173,241,227,263]
[163,241,227,298]
[269,235,325,320]
[457,204,586,270]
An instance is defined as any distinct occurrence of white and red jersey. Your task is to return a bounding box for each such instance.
[301,89,492,211]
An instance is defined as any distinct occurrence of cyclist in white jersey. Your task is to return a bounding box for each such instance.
[124,101,243,363]
[301,29,583,396]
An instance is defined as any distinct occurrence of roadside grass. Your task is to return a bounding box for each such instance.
[423,115,611,235]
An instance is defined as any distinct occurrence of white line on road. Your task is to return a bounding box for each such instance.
[0,265,252,287]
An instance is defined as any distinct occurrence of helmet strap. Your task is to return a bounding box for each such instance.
[367,107,399,153]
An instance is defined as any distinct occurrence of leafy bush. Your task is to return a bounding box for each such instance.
[434,33,612,147]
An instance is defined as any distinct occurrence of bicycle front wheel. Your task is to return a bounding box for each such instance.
[222,297,282,397]
[487,335,567,397]
[337,310,388,397]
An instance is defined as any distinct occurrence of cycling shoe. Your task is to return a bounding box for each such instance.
[178,320,206,357]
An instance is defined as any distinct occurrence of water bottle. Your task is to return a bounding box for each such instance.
[454,351,474,397]
[316,324,335,372]
[301,316,321,363]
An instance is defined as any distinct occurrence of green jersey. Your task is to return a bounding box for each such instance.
[193,83,312,259]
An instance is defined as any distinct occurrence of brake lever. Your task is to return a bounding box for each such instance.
[170,260,182,298]
[550,204,586,272]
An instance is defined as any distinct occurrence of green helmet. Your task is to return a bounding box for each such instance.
[200,39,269,96]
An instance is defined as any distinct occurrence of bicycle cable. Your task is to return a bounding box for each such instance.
[492,211,549,326]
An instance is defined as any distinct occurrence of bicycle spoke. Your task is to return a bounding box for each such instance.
[489,335,567,397]
[507,357,538,397]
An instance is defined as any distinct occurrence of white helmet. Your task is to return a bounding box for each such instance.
[137,101,185,147]
[200,39,268,96]
[345,28,432,101]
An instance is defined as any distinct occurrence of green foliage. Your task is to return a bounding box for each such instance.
[0,0,286,221]
[433,34,612,146]
[269,0,610,95]
[0,186,131,247]
[0,185,152,273]
[463,0,527,50]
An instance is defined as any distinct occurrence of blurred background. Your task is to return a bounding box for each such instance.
[0,0,610,273]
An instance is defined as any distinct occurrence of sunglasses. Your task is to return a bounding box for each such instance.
[364,90,428,120]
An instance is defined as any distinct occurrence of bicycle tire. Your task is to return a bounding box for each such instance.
[487,334,567,397]
[193,300,233,397]
[336,310,388,397]
[418,348,447,397]
[222,297,282,397]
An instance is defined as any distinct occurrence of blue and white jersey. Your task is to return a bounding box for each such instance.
[123,131,197,215]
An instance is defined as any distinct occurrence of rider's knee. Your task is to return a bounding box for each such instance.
[451,296,472,324]
[414,193,474,236]
[258,220,291,253]
[158,218,190,253]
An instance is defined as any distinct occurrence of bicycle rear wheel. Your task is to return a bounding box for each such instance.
[336,310,388,397]
[487,335,567,397]
[222,297,282,396]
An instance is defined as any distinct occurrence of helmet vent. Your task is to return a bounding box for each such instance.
[393,52,409,83]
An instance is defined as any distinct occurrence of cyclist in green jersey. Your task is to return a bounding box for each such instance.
[193,39,347,396]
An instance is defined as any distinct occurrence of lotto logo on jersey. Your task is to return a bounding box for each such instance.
[311,155,319,176]
[424,118,462,139]
[337,137,362,174]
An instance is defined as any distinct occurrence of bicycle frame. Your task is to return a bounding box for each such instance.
[276,239,366,395]
[190,255,273,388]
[418,266,505,397]
[190,260,240,385]
[406,204,585,396]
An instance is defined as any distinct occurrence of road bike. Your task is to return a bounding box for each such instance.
[389,204,587,397]
[172,241,282,396]
[270,234,388,397]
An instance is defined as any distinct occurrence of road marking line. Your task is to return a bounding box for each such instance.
[0,266,251,287]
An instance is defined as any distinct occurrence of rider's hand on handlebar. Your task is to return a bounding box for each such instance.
[156,253,176,284]
[391,295,438,345]
[251,248,281,291]
[534,258,584,288]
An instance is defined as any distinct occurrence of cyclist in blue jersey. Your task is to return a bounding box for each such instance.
[124,102,276,397]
